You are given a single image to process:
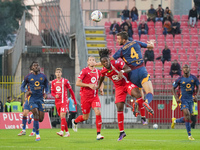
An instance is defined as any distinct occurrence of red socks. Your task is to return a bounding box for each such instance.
[137,97,145,117]
[96,115,102,133]
[75,115,85,123]
[61,118,66,132]
[117,111,124,132]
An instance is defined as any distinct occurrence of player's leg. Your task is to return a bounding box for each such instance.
[93,107,104,140]
[31,107,40,141]
[18,109,29,136]
[116,102,126,141]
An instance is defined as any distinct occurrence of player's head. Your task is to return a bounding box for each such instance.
[55,68,62,78]
[117,31,128,46]
[182,64,190,75]
[98,48,111,69]
[30,61,39,73]
[87,56,96,67]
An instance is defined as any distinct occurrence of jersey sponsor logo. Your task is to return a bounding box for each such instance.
[91,77,96,83]
[56,86,61,92]
[35,81,40,86]
[30,78,34,81]
[112,75,119,81]
[186,83,191,88]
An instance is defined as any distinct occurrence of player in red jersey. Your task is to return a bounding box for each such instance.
[98,49,150,141]
[72,56,104,140]
[51,68,76,137]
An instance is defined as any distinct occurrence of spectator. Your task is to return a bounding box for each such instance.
[169,59,181,77]
[163,15,172,35]
[0,99,3,112]
[171,18,181,37]
[164,7,173,19]
[123,25,133,41]
[155,4,164,22]
[191,102,198,129]
[194,0,200,15]
[138,20,148,39]
[130,6,138,22]
[162,14,172,25]
[120,19,133,32]
[5,96,11,112]
[144,48,154,65]
[189,6,198,27]
[67,97,77,128]
[161,45,171,64]
[121,6,129,21]
[109,20,120,36]
[11,98,22,112]
[147,4,156,22]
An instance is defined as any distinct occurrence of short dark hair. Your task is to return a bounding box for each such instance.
[30,61,38,69]
[159,4,161,7]
[98,48,111,60]
[117,31,128,41]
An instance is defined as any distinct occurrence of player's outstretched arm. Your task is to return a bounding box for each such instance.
[147,40,155,49]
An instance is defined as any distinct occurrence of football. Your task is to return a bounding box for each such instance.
[153,124,158,129]
[91,10,103,22]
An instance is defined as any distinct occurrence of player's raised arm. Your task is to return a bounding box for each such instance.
[118,64,132,80]
[146,40,155,49]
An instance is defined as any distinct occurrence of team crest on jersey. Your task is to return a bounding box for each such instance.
[191,80,194,82]
[108,70,113,73]
[186,83,191,88]
[40,77,43,80]
[91,70,96,73]
[91,77,96,83]
[30,78,34,81]
[56,86,61,92]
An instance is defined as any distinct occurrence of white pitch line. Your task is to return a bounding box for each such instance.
[0,146,57,149]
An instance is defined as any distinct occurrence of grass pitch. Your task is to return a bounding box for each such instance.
[0,128,200,150]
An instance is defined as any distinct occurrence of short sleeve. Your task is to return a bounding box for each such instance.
[65,79,72,89]
[113,48,122,60]
[172,78,180,89]
[78,69,86,80]
[100,69,105,77]
[193,76,199,87]
[115,60,125,70]
[135,41,147,48]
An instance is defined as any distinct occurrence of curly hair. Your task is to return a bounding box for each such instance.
[98,48,112,60]
[29,61,38,70]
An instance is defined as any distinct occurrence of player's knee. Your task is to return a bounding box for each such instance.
[95,110,101,116]
[83,115,89,120]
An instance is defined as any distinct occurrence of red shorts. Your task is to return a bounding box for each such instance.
[80,96,101,114]
[115,81,137,103]
[56,103,67,116]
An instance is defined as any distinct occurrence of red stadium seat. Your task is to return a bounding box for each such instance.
[157,42,165,49]
[155,21,162,28]
[180,21,188,28]
[196,48,200,54]
[190,28,198,35]
[171,48,177,54]
[133,34,139,41]
[197,21,200,28]
[190,62,198,69]
[153,48,160,54]
[197,54,200,60]
[181,15,188,21]
[140,15,147,21]
[149,35,156,40]
[191,41,199,48]
[187,48,195,54]
[133,28,138,35]
[163,67,170,76]
[107,41,114,47]
[156,28,163,35]
[191,35,199,42]
[174,42,182,48]
[171,54,179,60]
[173,15,181,22]
[188,54,196,61]
[106,35,113,42]
[164,61,171,68]
[179,54,188,61]
[148,29,155,35]
[155,69,163,76]
[141,34,148,41]
[178,48,186,54]
[167,42,173,48]
[190,69,198,76]
[131,22,138,28]
[174,34,182,42]
[155,61,163,68]
[147,21,154,28]
[154,76,162,83]
[157,35,165,42]
[147,68,154,77]
[182,35,190,42]
[105,28,110,35]
[181,28,189,35]
[182,42,190,48]
[165,34,173,42]
[104,21,111,28]
[146,61,154,69]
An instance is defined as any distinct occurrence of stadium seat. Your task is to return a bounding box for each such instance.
[104,21,111,29]
[165,34,173,42]
[171,54,179,60]
[173,15,180,22]
[107,41,114,47]
[182,35,190,42]
[197,21,200,28]
[155,69,163,76]
[164,61,171,68]
[140,15,147,21]
[174,42,182,48]
[191,41,199,48]
[157,42,165,49]
[106,35,113,42]
[146,61,154,68]
[182,42,190,48]
[181,15,188,21]
[196,48,200,54]
[188,54,196,62]
[154,76,162,83]
[156,28,163,35]
[105,28,110,35]
[187,48,195,54]
[178,48,186,54]
[154,48,160,54]
[180,21,188,28]
[157,35,165,42]
[133,34,139,41]
[147,21,154,28]
[190,62,198,69]
[197,54,200,60]
[149,35,156,40]
[141,35,148,41]
[133,28,138,35]
[155,21,162,28]
[147,68,154,77]
[167,42,173,48]
[131,22,138,28]
[179,54,188,61]
[163,67,170,76]
[174,34,182,42]
[190,28,198,35]
[171,48,177,54]
[191,35,199,42]
[148,29,155,35]
[155,61,163,68]
[181,28,189,35]
[190,69,198,76]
